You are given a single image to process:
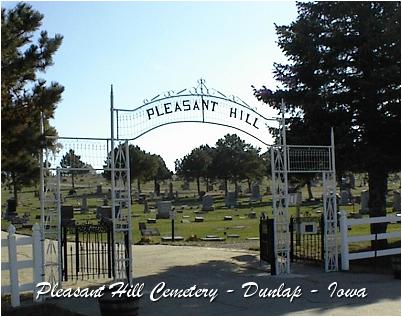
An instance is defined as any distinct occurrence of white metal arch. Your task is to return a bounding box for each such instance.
[39,79,339,294]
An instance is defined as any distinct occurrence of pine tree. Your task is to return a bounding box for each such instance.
[1,3,64,204]
[59,150,87,190]
[254,1,400,246]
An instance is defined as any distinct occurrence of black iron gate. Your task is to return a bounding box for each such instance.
[61,222,114,281]
[259,214,276,275]
[290,216,324,264]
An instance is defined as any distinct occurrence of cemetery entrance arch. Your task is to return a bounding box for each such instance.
[40,79,338,291]
[112,79,339,274]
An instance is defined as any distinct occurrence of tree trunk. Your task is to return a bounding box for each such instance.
[205,178,209,192]
[12,172,18,206]
[71,172,75,189]
[224,178,228,195]
[307,180,314,200]
[196,177,200,195]
[154,179,158,193]
[368,167,388,250]
[234,179,238,199]
[247,179,251,192]
[137,178,141,193]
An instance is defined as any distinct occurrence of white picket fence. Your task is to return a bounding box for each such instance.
[1,224,43,307]
[339,211,401,270]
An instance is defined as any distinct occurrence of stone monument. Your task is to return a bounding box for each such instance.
[201,195,214,211]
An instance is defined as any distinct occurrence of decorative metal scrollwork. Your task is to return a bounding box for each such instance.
[138,79,255,108]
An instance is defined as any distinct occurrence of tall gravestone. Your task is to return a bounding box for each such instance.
[168,183,174,200]
[96,185,102,195]
[5,198,17,220]
[157,201,172,219]
[155,182,161,196]
[81,194,88,212]
[251,183,261,201]
[144,200,149,213]
[393,190,401,212]
[349,174,356,189]
[225,192,237,209]
[339,190,350,205]
[202,195,214,211]
[360,190,369,214]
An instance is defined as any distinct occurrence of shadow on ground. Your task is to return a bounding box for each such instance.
[2,254,400,316]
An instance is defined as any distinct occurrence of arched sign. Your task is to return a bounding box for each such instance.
[113,79,277,145]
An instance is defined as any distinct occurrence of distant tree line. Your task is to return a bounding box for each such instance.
[102,144,171,193]
[175,134,267,195]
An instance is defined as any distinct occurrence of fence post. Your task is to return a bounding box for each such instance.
[339,211,349,271]
[32,224,43,302]
[8,224,20,307]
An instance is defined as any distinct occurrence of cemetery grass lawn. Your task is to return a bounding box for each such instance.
[1,173,400,253]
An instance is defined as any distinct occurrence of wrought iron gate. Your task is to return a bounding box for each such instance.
[290,216,324,264]
[61,222,114,281]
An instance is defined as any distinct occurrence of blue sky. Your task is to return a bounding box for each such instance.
[2,1,298,170]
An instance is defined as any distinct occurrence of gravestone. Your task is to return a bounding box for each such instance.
[360,190,369,214]
[225,192,237,208]
[288,192,302,206]
[349,174,356,189]
[4,198,17,220]
[96,185,102,195]
[61,205,74,223]
[96,206,112,219]
[339,190,350,205]
[248,211,257,219]
[138,193,146,204]
[157,201,172,219]
[81,194,88,212]
[227,234,240,238]
[155,182,161,196]
[181,182,190,191]
[251,183,261,201]
[393,190,401,212]
[201,195,214,211]
[194,216,204,222]
[168,183,174,200]
[144,200,149,213]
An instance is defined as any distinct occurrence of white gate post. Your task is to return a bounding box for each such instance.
[32,223,43,302]
[339,211,349,271]
[7,224,20,307]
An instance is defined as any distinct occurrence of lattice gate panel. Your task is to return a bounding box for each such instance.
[271,145,290,274]
[41,137,133,286]
[110,140,133,282]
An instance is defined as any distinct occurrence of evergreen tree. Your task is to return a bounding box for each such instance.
[152,154,172,194]
[175,145,213,195]
[254,1,400,246]
[1,3,64,204]
[59,149,87,190]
